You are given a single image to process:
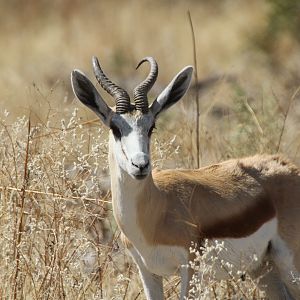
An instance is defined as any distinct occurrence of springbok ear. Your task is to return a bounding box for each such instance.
[150,66,193,117]
[71,70,113,126]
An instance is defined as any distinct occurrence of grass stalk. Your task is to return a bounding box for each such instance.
[276,85,300,152]
[187,10,200,169]
[13,118,31,300]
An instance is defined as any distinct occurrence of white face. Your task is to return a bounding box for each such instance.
[109,110,155,180]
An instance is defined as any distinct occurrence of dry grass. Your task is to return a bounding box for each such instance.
[0,0,300,299]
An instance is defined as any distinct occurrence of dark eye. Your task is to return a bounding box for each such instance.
[148,124,156,137]
[111,124,122,139]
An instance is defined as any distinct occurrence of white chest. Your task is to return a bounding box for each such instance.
[115,195,188,276]
[113,182,188,276]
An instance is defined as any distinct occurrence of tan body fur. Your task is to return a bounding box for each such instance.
[143,155,297,243]
[118,154,298,246]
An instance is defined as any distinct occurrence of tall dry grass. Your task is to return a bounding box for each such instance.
[0,81,299,299]
[0,0,300,299]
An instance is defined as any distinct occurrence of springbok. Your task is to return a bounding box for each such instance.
[71,56,300,299]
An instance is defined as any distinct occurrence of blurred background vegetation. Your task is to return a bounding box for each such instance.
[0,0,299,114]
[0,0,300,164]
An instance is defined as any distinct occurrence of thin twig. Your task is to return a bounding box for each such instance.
[19,251,39,300]
[276,85,300,153]
[133,290,142,300]
[13,118,31,300]
[78,229,120,298]
[32,118,99,140]
[0,120,19,185]
[0,186,111,204]
[123,264,132,300]
[164,276,181,299]
[242,97,263,135]
[187,10,200,169]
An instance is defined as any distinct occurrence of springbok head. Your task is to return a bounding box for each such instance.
[71,57,193,180]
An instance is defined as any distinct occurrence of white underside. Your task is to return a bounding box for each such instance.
[209,218,278,280]
[130,219,280,278]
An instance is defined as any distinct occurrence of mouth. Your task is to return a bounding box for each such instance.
[133,174,148,180]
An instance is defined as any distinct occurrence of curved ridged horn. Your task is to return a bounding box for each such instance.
[133,57,158,113]
[92,56,130,114]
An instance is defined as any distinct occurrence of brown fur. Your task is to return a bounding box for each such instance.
[136,154,299,252]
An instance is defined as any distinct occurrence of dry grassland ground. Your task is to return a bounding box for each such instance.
[0,0,300,299]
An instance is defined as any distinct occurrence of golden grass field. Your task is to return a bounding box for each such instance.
[0,0,300,299]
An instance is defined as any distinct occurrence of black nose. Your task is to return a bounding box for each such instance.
[131,160,149,172]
